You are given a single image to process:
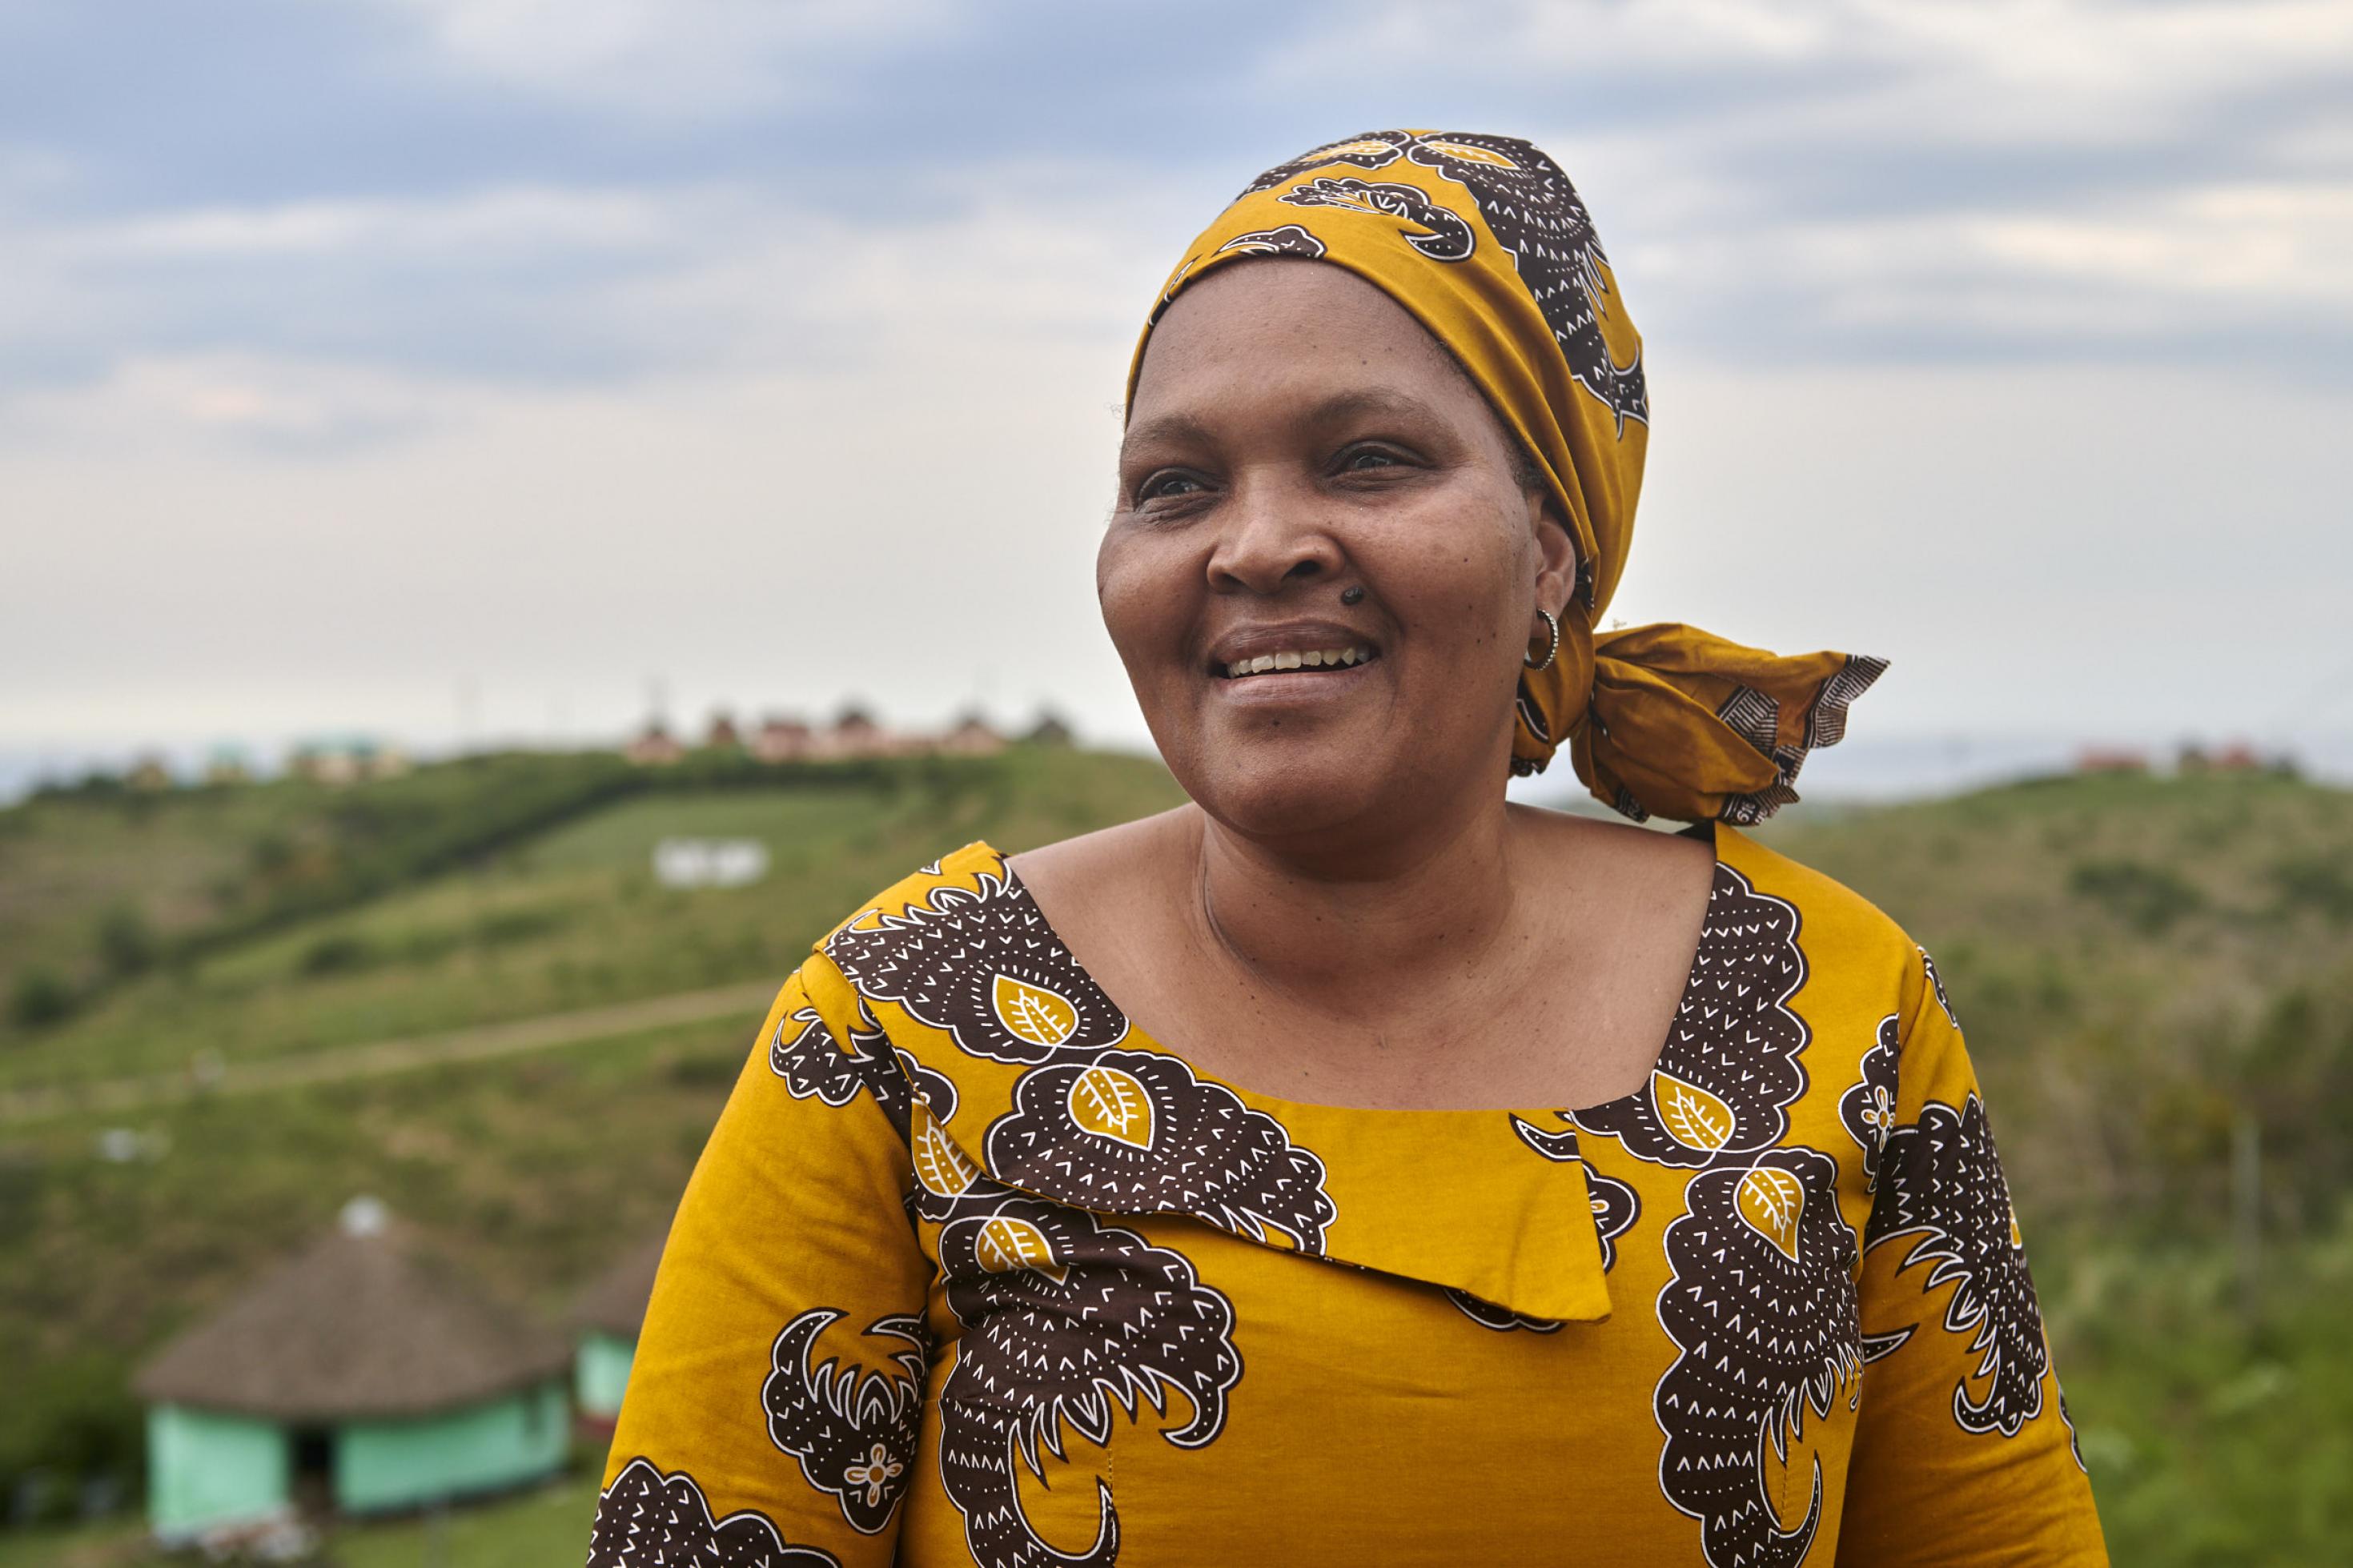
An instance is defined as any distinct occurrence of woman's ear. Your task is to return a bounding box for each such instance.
[1530,493,1579,616]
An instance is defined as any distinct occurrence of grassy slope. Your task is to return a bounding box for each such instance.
[0,747,1185,1093]
[1758,771,2353,1564]
[0,746,1189,1537]
[2,756,2347,1564]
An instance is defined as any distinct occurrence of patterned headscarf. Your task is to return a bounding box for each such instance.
[1130,130,1885,824]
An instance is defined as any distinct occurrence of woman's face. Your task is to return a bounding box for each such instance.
[1102,260,1577,845]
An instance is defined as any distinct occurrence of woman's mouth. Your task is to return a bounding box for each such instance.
[1216,644,1379,680]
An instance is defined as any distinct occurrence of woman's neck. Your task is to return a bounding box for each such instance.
[1183,796,1525,1025]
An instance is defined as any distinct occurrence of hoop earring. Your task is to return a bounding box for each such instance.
[1524,608,1561,672]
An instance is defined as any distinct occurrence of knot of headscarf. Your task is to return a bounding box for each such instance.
[1130,130,1885,824]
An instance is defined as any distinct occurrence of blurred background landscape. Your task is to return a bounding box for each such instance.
[3,740,2351,1564]
[4,0,2350,1563]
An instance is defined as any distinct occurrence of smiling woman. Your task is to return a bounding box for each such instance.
[584,130,2108,1566]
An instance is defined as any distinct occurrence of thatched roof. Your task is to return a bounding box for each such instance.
[574,1229,668,1339]
[135,1208,568,1421]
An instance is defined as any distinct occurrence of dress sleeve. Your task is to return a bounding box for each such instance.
[1835,951,2109,1566]
[586,957,932,1568]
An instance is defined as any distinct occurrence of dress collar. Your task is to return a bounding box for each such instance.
[814,828,1739,1321]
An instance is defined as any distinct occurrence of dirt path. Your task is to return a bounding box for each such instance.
[0,979,780,1126]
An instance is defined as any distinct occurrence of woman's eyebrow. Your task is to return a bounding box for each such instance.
[1300,388,1441,428]
[1123,390,1441,464]
[1120,412,1218,463]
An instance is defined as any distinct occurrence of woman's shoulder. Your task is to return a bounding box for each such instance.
[1715,822,1937,1017]
[793,813,1186,989]
[805,837,1014,952]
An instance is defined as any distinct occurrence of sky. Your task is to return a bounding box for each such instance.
[2,0,2349,796]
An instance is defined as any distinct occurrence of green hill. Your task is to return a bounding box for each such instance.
[1,753,2346,1564]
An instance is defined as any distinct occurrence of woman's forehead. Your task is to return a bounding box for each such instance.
[1130,260,1475,419]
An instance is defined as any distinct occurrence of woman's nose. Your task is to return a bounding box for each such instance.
[1205,477,1343,596]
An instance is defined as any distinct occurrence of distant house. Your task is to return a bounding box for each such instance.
[705,712,743,752]
[813,704,898,760]
[1022,711,1075,748]
[2074,746,2148,776]
[126,754,174,792]
[938,711,1005,756]
[624,722,685,767]
[831,704,889,756]
[133,1199,571,1546]
[288,737,409,787]
[2179,741,2269,775]
[751,715,813,764]
[572,1231,666,1433]
[203,746,253,787]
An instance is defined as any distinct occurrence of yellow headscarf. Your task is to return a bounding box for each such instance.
[1129,130,1885,824]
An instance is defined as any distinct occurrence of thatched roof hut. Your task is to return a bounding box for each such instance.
[572,1229,668,1428]
[136,1200,571,1542]
[575,1230,665,1342]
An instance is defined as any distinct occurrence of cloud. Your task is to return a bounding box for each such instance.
[6,0,2351,764]
[366,0,962,117]
[0,165,1179,426]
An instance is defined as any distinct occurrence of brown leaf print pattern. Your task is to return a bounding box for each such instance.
[770,997,958,1140]
[1574,861,1811,1169]
[824,870,1128,1065]
[1841,1013,1903,1194]
[1865,1094,2050,1436]
[587,1458,841,1568]
[762,1309,926,1535]
[1654,1147,1862,1568]
[984,1049,1335,1252]
[931,1193,1241,1568]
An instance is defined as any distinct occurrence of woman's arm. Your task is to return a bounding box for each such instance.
[585,960,932,1568]
[1836,952,2108,1566]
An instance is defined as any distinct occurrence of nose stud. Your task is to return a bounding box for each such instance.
[1340,586,1364,605]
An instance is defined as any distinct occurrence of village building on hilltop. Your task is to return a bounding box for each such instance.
[202,745,254,787]
[287,736,410,787]
[623,721,685,767]
[938,708,1006,756]
[751,715,814,764]
[133,1198,570,1547]
[572,1230,666,1434]
[809,703,893,760]
[621,702,1050,766]
[1022,709,1074,747]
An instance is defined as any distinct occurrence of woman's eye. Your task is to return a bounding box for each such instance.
[1339,447,1404,472]
[1138,472,1204,502]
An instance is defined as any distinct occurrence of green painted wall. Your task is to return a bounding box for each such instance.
[333,1382,568,1514]
[575,1332,636,1422]
[147,1404,288,1538]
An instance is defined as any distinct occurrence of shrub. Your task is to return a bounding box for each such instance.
[2070,857,2206,934]
[297,932,377,976]
[95,905,157,977]
[2270,856,2353,924]
[472,905,568,948]
[6,967,74,1029]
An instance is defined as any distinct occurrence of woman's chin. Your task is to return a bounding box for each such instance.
[1179,741,1403,844]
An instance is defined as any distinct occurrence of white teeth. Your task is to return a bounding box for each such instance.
[1221,645,1378,678]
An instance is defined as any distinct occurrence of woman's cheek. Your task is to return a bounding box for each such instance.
[1097,533,1187,678]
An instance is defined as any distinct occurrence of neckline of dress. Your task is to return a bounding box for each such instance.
[954,818,1729,1125]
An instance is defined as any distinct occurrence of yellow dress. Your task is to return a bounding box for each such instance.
[588,826,2107,1566]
